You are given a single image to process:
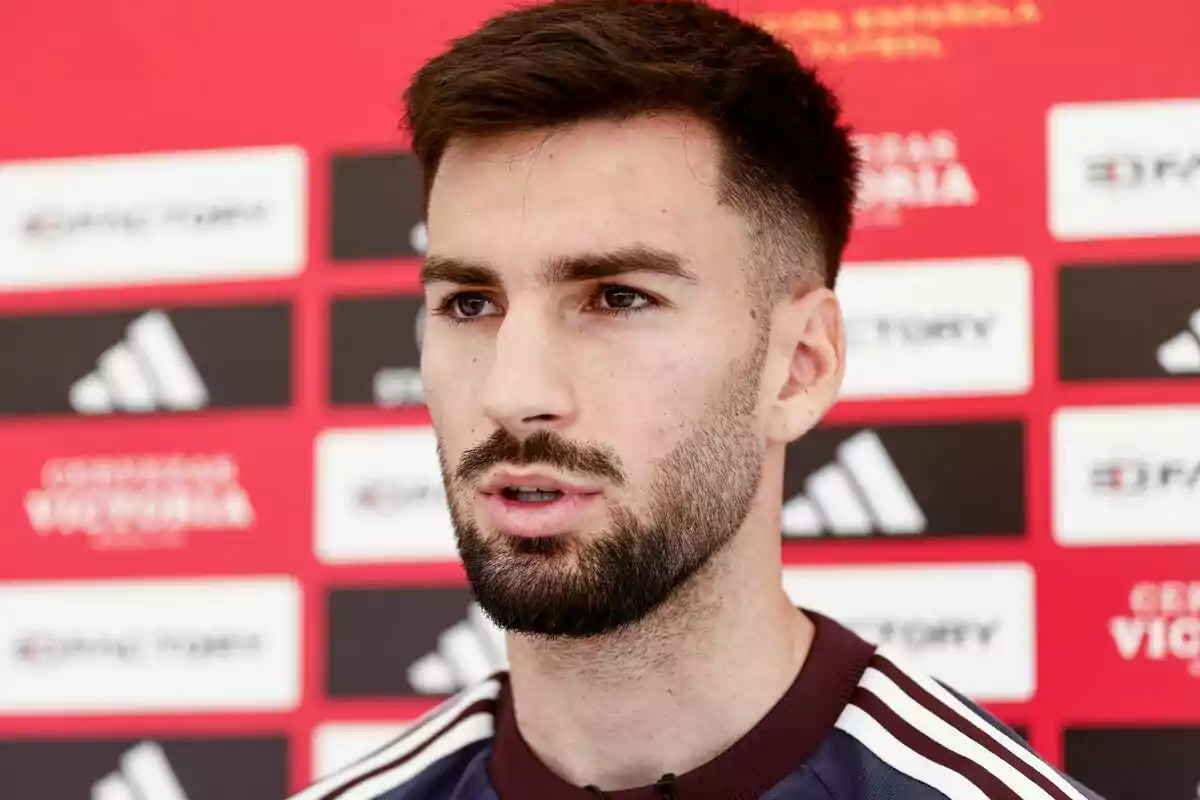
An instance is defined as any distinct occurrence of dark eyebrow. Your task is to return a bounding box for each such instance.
[543,246,699,285]
[420,246,697,288]
[420,256,503,288]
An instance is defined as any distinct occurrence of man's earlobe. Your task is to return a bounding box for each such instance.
[764,287,845,444]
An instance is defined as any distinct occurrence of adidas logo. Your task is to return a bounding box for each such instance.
[1157,309,1200,375]
[92,741,190,800]
[782,430,927,537]
[69,311,209,414]
[407,603,508,695]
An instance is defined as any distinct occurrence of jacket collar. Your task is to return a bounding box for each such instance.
[488,610,875,800]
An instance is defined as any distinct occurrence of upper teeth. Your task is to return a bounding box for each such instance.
[513,486,553,492]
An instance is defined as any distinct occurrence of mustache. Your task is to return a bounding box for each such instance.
[456,429,625,486]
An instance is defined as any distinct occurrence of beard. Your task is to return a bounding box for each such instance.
[439,337,768,639]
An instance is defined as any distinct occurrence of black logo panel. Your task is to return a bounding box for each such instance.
[1064,726,1200,800]
[329,294,425,407]
[0,736,288,800]
[330,152,426,262]
[326,586,483,697]
[0,303,291,417]
[782,421,1025,538]
[1059,260,1200,381]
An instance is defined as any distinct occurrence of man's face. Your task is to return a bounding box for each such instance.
[421,114,770,638]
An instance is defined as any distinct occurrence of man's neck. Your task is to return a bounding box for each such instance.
[503,534,813,792]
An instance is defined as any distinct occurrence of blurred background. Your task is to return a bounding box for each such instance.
[1,0,1198,797]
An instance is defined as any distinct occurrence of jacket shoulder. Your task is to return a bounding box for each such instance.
[287,676,503,800]
[825,649,1106,800]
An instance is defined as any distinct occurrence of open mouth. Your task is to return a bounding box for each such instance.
[501,486,565,503]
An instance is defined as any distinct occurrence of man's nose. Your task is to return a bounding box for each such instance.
[480,304,577,435]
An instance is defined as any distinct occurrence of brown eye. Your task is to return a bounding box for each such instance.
[598,286,649,311]
[451,294,494,318]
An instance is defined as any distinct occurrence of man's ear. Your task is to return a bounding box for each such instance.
[762,286,845,444]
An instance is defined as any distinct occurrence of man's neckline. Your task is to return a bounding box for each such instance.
[487,610,876,800]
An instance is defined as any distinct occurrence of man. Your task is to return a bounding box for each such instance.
[294,0,1104,797]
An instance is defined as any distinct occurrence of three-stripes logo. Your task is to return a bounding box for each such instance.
[783,421,1026,540]
[782,430,926,536]
[69,311,209,414]
[1060,260,1200,382]
[0,736,289,799]
[93,741,189,800]
[1158,309,1200,374]
[0,303,292,417]
[407,602,507,695]
[327,587,505,697]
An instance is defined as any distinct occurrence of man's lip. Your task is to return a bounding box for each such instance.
[478,467,603,496]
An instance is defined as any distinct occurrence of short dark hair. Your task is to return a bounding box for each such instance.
[402,0,859,296]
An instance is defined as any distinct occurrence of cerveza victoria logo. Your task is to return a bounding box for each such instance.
[781,420,1025,539]
[329,152,426,262]
[325,586,506,698]
[1064,726,1200,800]
[24,453,255,550]
[1109,580,1200,680]
[1059,260,1200,381]
[0,303,291,417]
[329,294,425,407]
[0,736,288,800]
[850,129,977,229]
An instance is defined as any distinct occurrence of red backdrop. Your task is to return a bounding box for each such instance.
[1,0,1198,796]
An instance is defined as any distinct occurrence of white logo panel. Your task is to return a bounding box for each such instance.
[0,146,306,290]
[837,258,1031,399]
[1053,405,1200,546]
[0,577,301,714]
[312,722,414,782]
[315,427,458,563]
[1048,98,1200,240]
[783,563,1035,701]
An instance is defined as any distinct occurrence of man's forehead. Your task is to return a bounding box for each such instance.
[425,115,750,283]
[429,114,725,213]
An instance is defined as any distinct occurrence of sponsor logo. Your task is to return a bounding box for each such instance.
[782,430,926,536]
[315,427,457,564]
[1085,152,1200,189]
[0,303,291,417]
[1064,726,1200,800]
[329,295,425,407]
[838,258,1031,399]
[407,602,507,695]
[1059,261,1200,382]
[1053,406,1200,546]
[92,741,189,800]
[852,130,977,228]
[69,312,209,414]
[0,577,300,713]
[312,723,413,781]
[23,453,254,550]
[0,146,306,289]
[1110,580,1200,679]
[844,618,1001,652]
[0,736,288,799]
[783,420,1025,539]
[327,586,503,697]
[1048,99,1200,240]
[1159,310,1200,375]
[783,563,1036,701]
[329,152,426,262]
[752,1,1042,65]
